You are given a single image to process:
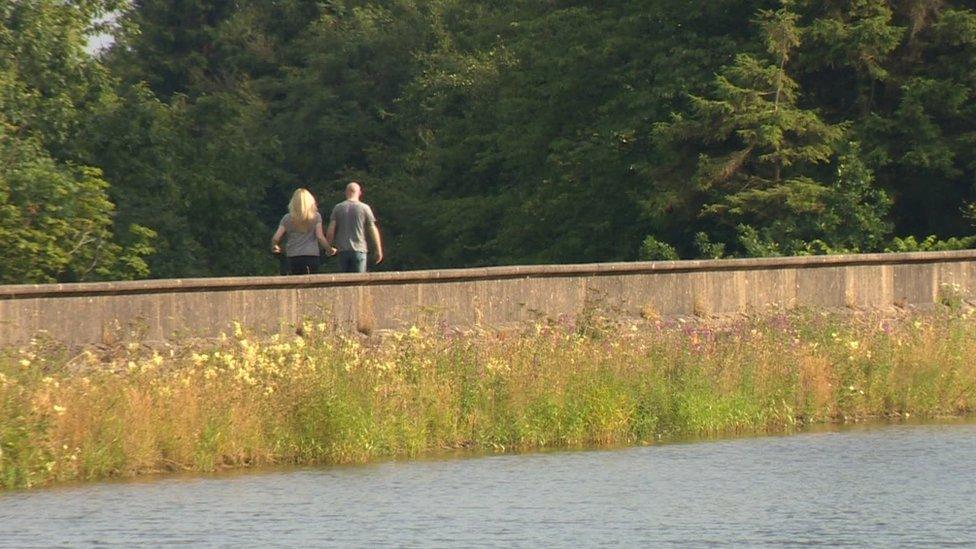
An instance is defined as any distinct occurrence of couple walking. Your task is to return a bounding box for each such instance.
[271,182,383,275]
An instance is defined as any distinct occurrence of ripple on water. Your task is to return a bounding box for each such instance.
[1,420,975,548]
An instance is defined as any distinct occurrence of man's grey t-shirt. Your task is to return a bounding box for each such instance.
[330,200,376,253]
[279,212,322,257]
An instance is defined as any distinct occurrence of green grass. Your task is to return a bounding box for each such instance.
[2,310,975,489]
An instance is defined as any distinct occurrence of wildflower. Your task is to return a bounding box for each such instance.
[18,358,31,367]
[848,340,860,350]
[52,404,66,415]
[317,323,327,332]
[485,357,510,373]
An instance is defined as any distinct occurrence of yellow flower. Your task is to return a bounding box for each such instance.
[52,404,66,415]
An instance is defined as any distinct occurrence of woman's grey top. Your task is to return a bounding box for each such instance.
[279,212,322,257]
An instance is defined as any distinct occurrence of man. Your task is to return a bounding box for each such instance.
[326,182,384,273]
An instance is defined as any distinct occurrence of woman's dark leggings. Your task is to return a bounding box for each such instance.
[287,255,319,275]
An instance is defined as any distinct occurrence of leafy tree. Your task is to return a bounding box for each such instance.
[639,236,679,261]
[863,7,976,238]
[98,0,286,277]
[0,122,154,283]
[656,5,857,255]
[4,0,970,284]
[1,0,153,283]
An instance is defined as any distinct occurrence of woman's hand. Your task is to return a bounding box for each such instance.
[271,243,282,254]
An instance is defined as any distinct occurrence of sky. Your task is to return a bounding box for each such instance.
[86,33,114,54]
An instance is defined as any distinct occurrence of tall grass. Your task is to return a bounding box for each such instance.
[2,309,975,489]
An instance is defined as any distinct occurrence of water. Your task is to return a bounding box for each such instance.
[2,421,975,547]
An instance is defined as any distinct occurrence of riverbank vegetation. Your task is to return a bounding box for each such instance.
[3,309,975,489]
[5,1,976,283]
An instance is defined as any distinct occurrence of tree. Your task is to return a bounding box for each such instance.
[0,122,154,283]
[656,5,855,256]
[97,0,287,277]
[0,0,153,283]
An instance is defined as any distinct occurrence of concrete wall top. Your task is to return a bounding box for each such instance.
[2,250,975,299]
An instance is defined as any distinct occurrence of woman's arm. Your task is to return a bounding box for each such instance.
[271,225,286,254]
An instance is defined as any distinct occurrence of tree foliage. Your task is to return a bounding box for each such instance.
[1,0,153,284]
[3,0,976,283]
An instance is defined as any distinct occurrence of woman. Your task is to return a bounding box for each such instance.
[271,188,335,275]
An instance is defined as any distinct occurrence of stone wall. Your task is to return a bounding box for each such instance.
[1,251,974,346]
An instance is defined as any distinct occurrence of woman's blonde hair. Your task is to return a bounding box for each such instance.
[288,188,318,232]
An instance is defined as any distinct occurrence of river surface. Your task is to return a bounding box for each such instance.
[2,420,975,547]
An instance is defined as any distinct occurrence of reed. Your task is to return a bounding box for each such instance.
[2,309,975,489]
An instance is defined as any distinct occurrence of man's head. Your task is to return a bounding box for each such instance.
[345,182,362,201]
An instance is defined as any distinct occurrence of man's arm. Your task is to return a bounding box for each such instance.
[369,224,383,264]
[325,219,337,244]
[315,221,336,256]
[270,225,286,254]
